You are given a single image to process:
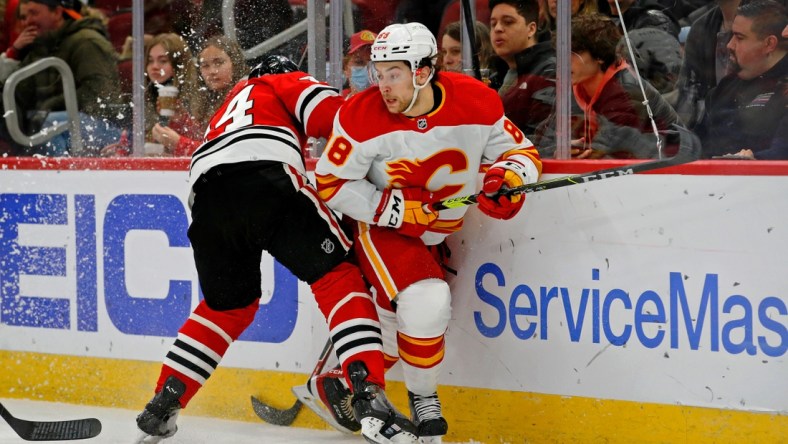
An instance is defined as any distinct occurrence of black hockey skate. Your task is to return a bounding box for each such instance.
[408,391,448,444]
[348,361,419,444]
[307,365,361,432]
[135,375,185,443]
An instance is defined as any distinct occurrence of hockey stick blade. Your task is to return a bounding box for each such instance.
[0,402,102,441]
[429,124,702,211]
[250,396,302,426]
[250,339,334,427]
[291,385,356,435]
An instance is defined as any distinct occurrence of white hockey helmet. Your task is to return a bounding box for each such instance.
[371,22,438,74]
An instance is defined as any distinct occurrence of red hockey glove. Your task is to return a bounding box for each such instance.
[375,187,437,238]
[477,160,528,220]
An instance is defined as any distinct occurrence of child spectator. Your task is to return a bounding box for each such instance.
[102,32,200,156]
[534,13,681,158]
[151,35,248,156]
[439,20,494,76]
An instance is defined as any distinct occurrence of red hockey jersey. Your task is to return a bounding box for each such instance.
[315,71,542,245]
[188,71,344,188]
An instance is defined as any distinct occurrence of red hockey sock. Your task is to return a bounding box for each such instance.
[311,262,385,389]
[154,299,258,407]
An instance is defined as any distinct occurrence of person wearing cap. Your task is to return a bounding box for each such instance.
[342,29,376,97]
[0,0,121,156]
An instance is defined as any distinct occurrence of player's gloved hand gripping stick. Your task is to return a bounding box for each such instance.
[428,124,701,212]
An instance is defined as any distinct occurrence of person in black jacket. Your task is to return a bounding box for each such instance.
[696,0,787,159]
[674,0,741,128]
[489,0,556,138]
[0,0,122,156]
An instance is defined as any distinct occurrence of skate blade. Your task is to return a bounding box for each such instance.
[291,385,356,435]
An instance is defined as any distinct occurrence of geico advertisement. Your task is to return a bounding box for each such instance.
[0,170,322,371]
[0,170,786,413]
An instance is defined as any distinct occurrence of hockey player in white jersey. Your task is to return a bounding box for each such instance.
[313,23,543,443]
[134,55,418,444]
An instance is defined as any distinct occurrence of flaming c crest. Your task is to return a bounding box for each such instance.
[386,149,468,200]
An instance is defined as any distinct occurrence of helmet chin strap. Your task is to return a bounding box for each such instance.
[402,68,434,115]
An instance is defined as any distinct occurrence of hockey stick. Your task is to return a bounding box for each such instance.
[250,338,334,426]
[428,124,701,211]
[0,401,102,441]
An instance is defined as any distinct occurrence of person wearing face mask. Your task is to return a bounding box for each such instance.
[342,29,375,97]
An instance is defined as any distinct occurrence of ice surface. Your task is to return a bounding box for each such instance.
[0,398,361,443]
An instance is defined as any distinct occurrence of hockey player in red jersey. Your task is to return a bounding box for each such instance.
[134,55,419,444]
[313,23,543,443]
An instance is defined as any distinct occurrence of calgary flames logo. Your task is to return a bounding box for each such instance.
[386,149,468,200]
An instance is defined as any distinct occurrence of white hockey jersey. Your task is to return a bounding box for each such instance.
[315,71,542,245]
[189,72,343,188]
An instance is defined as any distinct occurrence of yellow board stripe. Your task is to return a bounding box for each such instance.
[1,351,785,443]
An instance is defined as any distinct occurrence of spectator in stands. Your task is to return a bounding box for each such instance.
[116,33,153,98]
[607,0,681,37]
[489,0,556,138]
[0,0,122,156]
[150,35,247,156]
[101,32,199,156]
[696,0,787,159]
[341,29,375,98]
[534,13,681,158]
[439,20,494,78]
[674,0,741,128]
